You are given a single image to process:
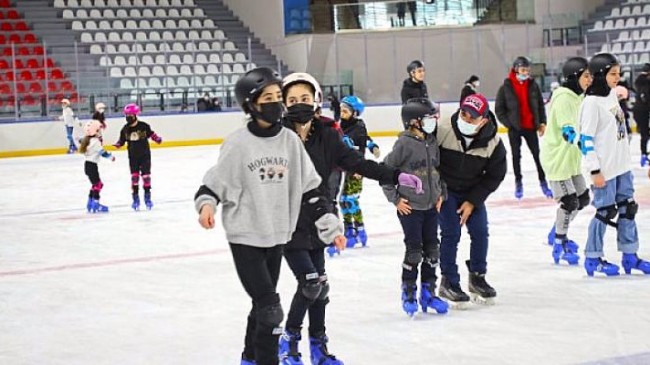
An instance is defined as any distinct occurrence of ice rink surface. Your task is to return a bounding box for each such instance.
[1,135,650,365]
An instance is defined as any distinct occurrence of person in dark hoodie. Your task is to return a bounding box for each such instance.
[495,56,551,200]
[401,60,428,103]
[382,98,449,317]
[460,75,479,104]
[633,62,650,167]
[194,67,344,365]
[436,93,507,308]
[277,72,423,365]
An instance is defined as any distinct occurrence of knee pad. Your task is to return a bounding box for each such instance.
[317,279,330,301]
[91,181,104,192]
[577,190,590,210]
[300,274,322,301]
[422,245,440,267]
[257,302,284,328]
[595,204,618,228]
[142,174,151,188]
[131,172,140,186]
[403,247,422,271]
[617,199,638,220]
[339,194,359,215]
[559,193,579,213]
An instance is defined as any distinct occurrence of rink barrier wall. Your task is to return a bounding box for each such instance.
[5,100,634,159]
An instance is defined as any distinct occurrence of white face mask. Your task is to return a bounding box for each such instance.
[473,81,480,88]
[516,73,529,81]
[457,117,480,136]
[421,116,437,134]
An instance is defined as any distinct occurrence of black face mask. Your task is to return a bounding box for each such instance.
[286,103,315,124]
[256,102,284,124]
[126,115,137,124]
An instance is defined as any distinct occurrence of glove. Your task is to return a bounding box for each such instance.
[315,213,344,244]
[152,134,162,144]
[111,156,116,162]
[561,125,577,144]
[398,172,424,194]
[342,135,354,149]
[113,143,122,149]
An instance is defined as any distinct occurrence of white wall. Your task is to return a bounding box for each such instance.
[0,101,502,158]
[220,0,286,49]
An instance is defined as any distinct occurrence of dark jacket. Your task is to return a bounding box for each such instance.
[495,74,547,131]
[436,110,507,207]
[286,118,399,250]
[459,83,476,104]
[382,130,446,211]
[114,121,157,158]
[634,73,650,108]
[341,117,370,156]
[401,78,429,103]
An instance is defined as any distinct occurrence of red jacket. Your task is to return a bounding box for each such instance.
[508,70,535,130]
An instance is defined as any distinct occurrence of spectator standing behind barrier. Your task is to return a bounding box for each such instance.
[401,60,428,103]
[460,75,479,103]
[196,92,215,112]
[495,56,552,200]
[328,93,341,121]
[633,63,650,166]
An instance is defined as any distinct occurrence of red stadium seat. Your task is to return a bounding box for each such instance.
[35,69,45,79]
[61,80,73,91]
[4,70,13,81]
[0,22,10,31]
[45,58,54,68]
[24,33,36,43]
[26,58,38,69]
[9,33,20,43]
[12,58,23,69]
[16,82,26,94]
[2,47,11,56]
[28,81,42,93]
[32,46,43,55]
[17,46,29,55]
[0,59,8,69]
[0,34,5,44]
[0,0,11,8]
[51,68,63,79]
[8,10,20,19]
[0,83,10,94]
[19,69,31,80]
[22,94,36,105]
[15,21,27,30]
[47,81,57,92]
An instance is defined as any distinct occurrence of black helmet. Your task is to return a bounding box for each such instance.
[407,60,424,74]
[401,98,437,130]
[512,56,531,69]
[588,53,619,76]
[234,67,282,113]
[562,57,588,80]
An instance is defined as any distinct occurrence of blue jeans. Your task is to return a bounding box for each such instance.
[586,171,639,258]
[439,191,489,286]
[397,208,439,284]
[65,125,74,146]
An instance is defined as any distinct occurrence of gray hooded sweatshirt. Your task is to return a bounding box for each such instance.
[195,126,322,247]
[382,130,446,210]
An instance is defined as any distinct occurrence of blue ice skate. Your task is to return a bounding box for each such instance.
[86,197,94,212]
[131,195,140,211]
[144,192,153,210]
[240,357,256,365]
[419,282,449,314]
[344,224,358,248]
[540,180,553,198]
[89,199,109,213]
[584,257,619,277]
[309,335,343,365]
[515,180,523,200]
[401,283,418,317]
[279,329,304,365]
[356,224,368,247]
[641,154,649,167]
[552,241,579,265]
[622,253,650,275]
[67,144,77,154]
[326,245,340,258]
[547,226,579,253]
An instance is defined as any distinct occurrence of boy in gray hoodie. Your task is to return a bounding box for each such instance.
[382,98,449,317]
[194,67,343,365]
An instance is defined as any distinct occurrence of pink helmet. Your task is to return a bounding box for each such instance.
[123,103,141,115]
[84,120,103,136]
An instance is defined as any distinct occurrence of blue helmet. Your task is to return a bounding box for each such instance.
[340,95,365,117]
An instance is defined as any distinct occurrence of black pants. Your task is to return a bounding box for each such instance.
[284,248,328,337]
[84,161,101,199]
[633,106,649,155]
[230,243,283,365]
[129,154,151,195]
[327,170,343,216]
[508,128,545,182]
[397,209,440,285]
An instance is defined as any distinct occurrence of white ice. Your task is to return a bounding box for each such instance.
[1,136,650,365]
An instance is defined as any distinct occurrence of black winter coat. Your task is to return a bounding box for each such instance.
[634,73,650,108]
[341,117,370,157]
[401,78,429,103]
[286,118,399,251]
[495,77,547,131]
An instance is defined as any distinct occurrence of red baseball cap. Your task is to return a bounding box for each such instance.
[461,93,489,118]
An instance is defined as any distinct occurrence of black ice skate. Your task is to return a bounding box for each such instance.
[439,276,470,309]
[467,261,496,305]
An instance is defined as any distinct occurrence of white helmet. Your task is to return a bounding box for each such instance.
[95,102,106,112]
[282,72,323,110]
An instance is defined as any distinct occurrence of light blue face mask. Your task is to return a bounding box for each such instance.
[422,116,437,134]
[457,117,480,136]
[516,73,529,81]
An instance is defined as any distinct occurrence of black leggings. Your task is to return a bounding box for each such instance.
[230,243,283,365]
[634,106,649,155]
[507,128,546,182]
